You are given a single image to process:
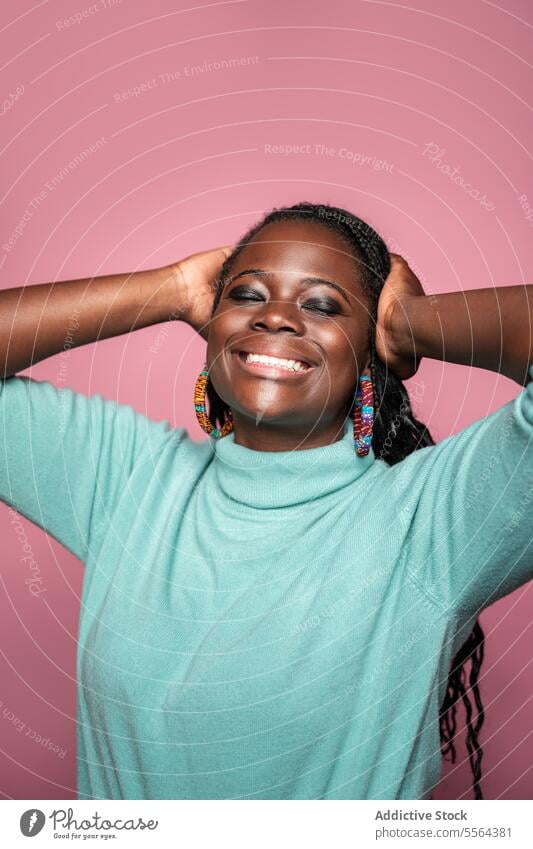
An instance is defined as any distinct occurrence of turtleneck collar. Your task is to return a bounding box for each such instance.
[212,418,377,509]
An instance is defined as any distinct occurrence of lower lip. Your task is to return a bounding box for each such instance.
[233,351,315,378]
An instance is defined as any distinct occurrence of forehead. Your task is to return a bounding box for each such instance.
[232,219,362,294]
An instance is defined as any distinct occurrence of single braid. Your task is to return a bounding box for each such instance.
[205,200,486,799]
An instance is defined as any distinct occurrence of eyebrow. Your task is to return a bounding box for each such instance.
[228,269,352,306]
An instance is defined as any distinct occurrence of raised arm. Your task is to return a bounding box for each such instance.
[377,254,533,387]
[376,255,533,618]
[0,246,230,561]
[0,246,231,377]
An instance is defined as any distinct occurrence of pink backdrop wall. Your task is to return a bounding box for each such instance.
[1,0,532,800]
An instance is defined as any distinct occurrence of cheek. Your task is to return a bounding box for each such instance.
[206,310,233,361]
[205,311,242,398]
[319,325,360,373]
[209,304,242,339]
[316,328,363,400]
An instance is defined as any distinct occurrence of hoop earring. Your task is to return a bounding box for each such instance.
[352,374,374,456]
[194,363,233,439]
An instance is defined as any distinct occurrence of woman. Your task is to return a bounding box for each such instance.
[1,201,532,801]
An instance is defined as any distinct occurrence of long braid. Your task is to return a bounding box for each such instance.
[439,621,485,799]
[206,200,486,799]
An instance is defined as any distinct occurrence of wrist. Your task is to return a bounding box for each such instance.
[144,263,190,323]
[387,294,423,359]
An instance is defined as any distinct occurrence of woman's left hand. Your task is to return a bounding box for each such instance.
[375,253,425,381]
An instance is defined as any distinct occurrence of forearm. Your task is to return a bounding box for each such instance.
[394,286,533,386]
[0,265,180,377]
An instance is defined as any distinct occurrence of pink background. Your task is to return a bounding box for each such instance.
[1,0,532,800]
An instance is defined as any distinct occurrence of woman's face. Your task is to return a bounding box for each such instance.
[206,219,373,450]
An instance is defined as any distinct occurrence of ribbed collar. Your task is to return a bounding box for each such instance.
[212,419,377,508]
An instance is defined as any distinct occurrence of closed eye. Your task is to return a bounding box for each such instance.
[227,287,343,316]
[227,288,264,302]
[303,300,341,316]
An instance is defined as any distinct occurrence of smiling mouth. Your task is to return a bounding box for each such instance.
[235,350,314,375]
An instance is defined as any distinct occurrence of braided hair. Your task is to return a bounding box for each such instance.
[206,200,485,800]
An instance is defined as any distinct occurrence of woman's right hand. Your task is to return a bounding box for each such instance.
[168,246,233,340]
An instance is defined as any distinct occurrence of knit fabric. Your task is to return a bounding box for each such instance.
[1,368,533,800]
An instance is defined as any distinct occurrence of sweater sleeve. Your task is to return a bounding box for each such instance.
[397,364,533,619]
[0,375,176,563]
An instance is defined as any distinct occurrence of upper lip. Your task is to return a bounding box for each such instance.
[229,340,319,368]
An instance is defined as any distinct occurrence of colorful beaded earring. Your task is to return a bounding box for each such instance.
[352,374,374,456]
[193,364,233,439]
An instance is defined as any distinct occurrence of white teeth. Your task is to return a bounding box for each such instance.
[244,353,309,372]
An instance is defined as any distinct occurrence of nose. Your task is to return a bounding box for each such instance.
[250,298,305,334]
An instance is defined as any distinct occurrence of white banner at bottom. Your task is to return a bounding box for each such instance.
[1,799,529,847]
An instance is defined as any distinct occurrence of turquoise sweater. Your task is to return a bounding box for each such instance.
[1,368,533,800]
